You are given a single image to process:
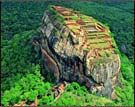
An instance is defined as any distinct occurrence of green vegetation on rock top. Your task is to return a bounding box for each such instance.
[1,1,134,106]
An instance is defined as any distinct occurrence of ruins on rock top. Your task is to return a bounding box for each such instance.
[33,5,121,99]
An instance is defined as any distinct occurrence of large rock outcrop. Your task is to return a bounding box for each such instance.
[33,5,120,99]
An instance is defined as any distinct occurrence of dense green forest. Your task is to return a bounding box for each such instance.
[1,1,134,106]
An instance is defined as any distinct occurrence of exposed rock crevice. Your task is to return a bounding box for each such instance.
[33,5,121,99]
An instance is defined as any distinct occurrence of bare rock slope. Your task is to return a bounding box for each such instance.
[33,5,120,98]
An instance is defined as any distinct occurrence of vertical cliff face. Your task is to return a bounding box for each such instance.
[33,5,121,99]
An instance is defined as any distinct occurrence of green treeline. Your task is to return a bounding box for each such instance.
[1,1,134,106]
[2,1,134,62]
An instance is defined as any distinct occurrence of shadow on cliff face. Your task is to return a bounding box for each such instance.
[32,35,58,84]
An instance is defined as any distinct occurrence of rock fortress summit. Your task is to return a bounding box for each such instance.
[33,5,121,99]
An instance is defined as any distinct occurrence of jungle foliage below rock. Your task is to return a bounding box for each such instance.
[1,1,134,106]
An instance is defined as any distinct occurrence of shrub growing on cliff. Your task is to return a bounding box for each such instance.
[48,5,65,24]
[1,2,134,106]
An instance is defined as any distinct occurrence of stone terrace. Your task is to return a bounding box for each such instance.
[51,5,115,62]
